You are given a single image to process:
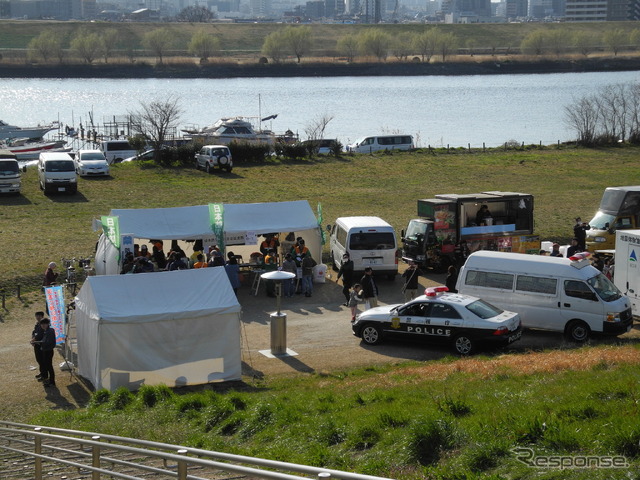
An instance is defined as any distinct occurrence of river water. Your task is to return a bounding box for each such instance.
[1,70,640,147]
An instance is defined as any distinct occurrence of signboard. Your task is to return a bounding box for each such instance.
[44,286,66,345]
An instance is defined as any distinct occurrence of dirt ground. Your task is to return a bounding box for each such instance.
[1,267,639,422]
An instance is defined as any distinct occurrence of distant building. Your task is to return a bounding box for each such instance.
[565,0,640,19]
[505,0,528,17]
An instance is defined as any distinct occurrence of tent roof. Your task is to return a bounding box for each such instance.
[75,268,240,323]
[108,200,318,240]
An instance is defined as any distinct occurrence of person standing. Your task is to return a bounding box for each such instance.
[445,265,459,293]
[30,312,46,381]
[401,261,423,301]
[566,238,582,257]
[360,267,379,310]
[573,217,590,251]
[549,243,563,257]
[348,284,363,322]
[224,254,241,296]
[281,253,297,298]
[337,253,355,306]
[301,254,317,297]
[264,249,278,297]
[43,262,58,287]
[37,318,57,388]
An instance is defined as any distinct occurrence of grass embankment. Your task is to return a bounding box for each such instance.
[2,145,640,293]
[36,346,640,479]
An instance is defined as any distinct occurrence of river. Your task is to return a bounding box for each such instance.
[1,71,640,148]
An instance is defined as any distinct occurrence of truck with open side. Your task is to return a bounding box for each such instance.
[401,191,539,271]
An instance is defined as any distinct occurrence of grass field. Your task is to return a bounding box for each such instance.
[3,145,640,479]
[1,20,640,60]
[2,145,640,293]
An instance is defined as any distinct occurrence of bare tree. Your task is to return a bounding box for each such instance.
[261,30,288,63]
[602,28,627,57]
[413,29,439,62]
[304,114,334,156]
[564,96,599,145]
[188,29,221,63]
[392,32,414,61]
[130,96,183,162]
[337,34,359,63]
[358,28,391,61]
[436,31,458,62]
[573,31,598,57]
[28,30,63,64]
[520,30,547,56]
[71,29,102,64]
[100,28,120,64]
[283,26,313,63]
[546,29,569,58]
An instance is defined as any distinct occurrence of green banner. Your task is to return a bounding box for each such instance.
[101,215,120,249]
[317,202,326,245]
[209,203,225,250]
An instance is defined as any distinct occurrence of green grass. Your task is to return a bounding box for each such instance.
[2,145,640,292]
[33,358,640,479]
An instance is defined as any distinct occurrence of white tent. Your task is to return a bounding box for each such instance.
[75,268,242,391]
[94,200,322,275]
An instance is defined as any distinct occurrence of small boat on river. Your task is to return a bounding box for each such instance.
[2,137,71,160]
[0,120,59,141]
[182,117,276,145]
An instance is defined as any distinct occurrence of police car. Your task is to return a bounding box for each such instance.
[352,286,522,355]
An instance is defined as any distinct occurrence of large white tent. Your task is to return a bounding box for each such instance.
[94,200,322,275]
[75,268,242,391]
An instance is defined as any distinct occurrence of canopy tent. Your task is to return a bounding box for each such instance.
[94,200,322,275]
[75,268,242,391]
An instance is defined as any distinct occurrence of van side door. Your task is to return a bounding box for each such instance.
[559,279,604,332]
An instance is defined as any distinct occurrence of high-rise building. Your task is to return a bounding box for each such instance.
[505,0,527,15]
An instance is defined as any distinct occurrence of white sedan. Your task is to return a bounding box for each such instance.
[352,287,522,355]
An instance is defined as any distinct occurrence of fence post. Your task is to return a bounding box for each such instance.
[34,427,42,480]
[177,449,189,480]
[468,143,471,151]
[483,142,486,152]
[91,435,101,480]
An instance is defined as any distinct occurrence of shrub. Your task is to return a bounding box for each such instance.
[89,389,111,408]
[176,396,207,415]
[203,401,235,432]
[405,417,457,465]
[108,387,134,411]
[274,142,307,160]
[350,425,381,450]
[229,141,271,163]
[609,426,640,457]
[137,385,173,408]
[435,396,472,417]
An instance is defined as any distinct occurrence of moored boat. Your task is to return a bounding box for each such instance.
[0,120,59,141]
[2,138,71,160]
[183,117,276,145]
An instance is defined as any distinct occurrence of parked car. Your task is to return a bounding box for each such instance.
[122,149,156,163]
[351,286,522,355]
[302,139,338,155]
[74,149,110,176]
[195,145,233,173]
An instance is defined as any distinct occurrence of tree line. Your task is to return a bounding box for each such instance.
[21,25,640,65]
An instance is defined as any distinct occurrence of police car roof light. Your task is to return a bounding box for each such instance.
[569,252,591,262]
[425,286,449,297]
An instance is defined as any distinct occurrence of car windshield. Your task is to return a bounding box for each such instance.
[466,299,504,319]
[589,211,615,230]
[45,161,74,172]
[588,273,622,302]
[349,232,395,250]
[404,220,428,241]
[0,160,19,174]
[81,153,106,161]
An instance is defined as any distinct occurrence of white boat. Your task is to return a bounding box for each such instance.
[182,117,276,145]
[0,120,58,141]
[1,138,71,160]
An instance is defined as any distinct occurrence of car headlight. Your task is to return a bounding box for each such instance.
[606,312,621,322]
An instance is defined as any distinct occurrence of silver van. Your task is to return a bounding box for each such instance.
[38,152,78,194]
[329,216,398,279]
[100,140,137,164]
[0,149,23,195]
[347,135,413,154]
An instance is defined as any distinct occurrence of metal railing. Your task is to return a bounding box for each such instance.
[0,421,395,480]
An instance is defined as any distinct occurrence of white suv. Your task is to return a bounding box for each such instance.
[195,145,233,173]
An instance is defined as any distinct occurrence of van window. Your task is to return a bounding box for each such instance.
[336,226,348,247]
[587,274,622,302]
[516,275,557,295]
[45,161,75,172]
[349,232,395,250]
[105,142,133,151]
[465,270,513,290]
[564,280,597,301]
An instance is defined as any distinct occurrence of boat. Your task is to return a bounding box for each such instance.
[0,120,59,141]
[182,117,276,145]
[1,138,71,160]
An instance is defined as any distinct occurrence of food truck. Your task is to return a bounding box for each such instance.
[401,191,539,271]
[586,186,640,251]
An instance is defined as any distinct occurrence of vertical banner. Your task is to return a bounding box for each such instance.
[44,286,66,345]
[317,202,326,245]
[101,215,120,248]
[209,203,225,251]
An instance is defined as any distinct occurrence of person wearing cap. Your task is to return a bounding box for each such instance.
[550,243,562,257]
[337,252,355,306]
[208,250,225,267]
[43,262,58,287]
[402,261,424,301]
[573,217,590,251]
[294,238,310,266]
[566,237,582,258]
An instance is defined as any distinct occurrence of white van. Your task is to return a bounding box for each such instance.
[100,140,137,164]
[329,216,398,279]
[0,149,23,195]
[456,251,633,341]
[38,152,78,194]
[347,135,413,154]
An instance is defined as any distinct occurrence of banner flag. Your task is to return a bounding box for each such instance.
[317,202,326,245]
[44,286,66,345]
[209,203,225,250]
[101,215,120,248]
